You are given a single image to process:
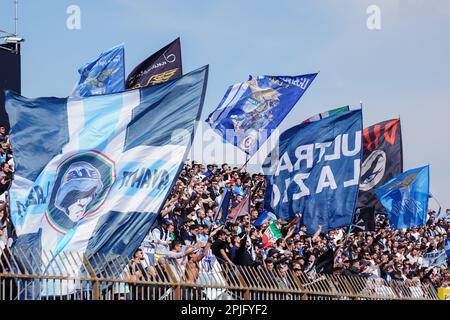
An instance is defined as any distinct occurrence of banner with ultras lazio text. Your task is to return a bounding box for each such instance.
[264,110,363,234]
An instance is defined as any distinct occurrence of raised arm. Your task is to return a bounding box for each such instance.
[283,226,296,241]
[191,241,213,263]
[286,213,302,230]
[312,225,322,242]
[160,195,178,218]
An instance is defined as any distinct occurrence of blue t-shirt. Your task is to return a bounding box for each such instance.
[233,184,244,196]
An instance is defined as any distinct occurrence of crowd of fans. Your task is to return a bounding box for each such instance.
[141,160,450,292]
[0,125,14,258]
[0,121,448,297]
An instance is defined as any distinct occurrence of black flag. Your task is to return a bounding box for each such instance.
[315,249,335,274]
[126,38,182,89]
[351,207,376,232]
[354,119,403,230]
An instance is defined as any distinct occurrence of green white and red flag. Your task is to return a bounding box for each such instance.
[262,222,282,248]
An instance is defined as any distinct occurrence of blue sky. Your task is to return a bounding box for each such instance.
[1,0,449,208]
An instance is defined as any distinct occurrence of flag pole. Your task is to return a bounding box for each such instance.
[14,0,19,36]
[244,153,250,170]
[239,153,250,171]
[430,192,443,218]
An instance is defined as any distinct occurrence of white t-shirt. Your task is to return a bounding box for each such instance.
[145,227,171,255]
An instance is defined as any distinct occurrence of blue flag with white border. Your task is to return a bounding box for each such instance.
[263,110,363,234]
[73,44,125,97]
[374,165,429,229]
[206,73,317,156]
[5,65,208,295]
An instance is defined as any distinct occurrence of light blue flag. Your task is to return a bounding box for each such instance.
[445,238,450,260]
[206,73,317,156]
[374,166,429,229]
[5,65,208,296]
[264,110,363,234]
[73,44,125,97]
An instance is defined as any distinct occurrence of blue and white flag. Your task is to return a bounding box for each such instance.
[253,210,277,227]
[421,250,447,268]
[73,44,125,97]
[374,166,429,229]
[264,110,363,234]
[214,188,232,224]
[206,73,317,155]
[5,65,208,295]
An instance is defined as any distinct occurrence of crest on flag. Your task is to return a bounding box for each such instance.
[374,165,429,229]
[73,44,125,97]
[46,150,116,233]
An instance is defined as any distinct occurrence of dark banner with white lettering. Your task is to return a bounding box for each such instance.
[126,38,182,89]
[264,110,363,235]
[0,44,21,131]
[354,119,403,231]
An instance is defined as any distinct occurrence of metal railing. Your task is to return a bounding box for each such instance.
[0,248,440,300]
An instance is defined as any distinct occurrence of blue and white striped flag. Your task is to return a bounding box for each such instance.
[5,66,208,295]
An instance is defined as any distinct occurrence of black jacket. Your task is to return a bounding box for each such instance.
[234,236,254,266]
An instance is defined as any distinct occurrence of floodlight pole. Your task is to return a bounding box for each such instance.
[14,0,19,36]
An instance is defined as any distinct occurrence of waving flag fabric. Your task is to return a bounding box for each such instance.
[228,190,251,223]
[374,166,429,229]
[206,73,317,155]
[214,188,232,224]
[359,119,403,202]
[262,222,282,248]
[73,44,125,97]
[302,106,349,123]
[254,210,277,227]
[264,110,363,234]
[126,38,182,89]
[6,65,208,295]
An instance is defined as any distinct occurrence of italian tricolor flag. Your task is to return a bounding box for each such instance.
[302,106,349,123]
[262,222,282,248]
